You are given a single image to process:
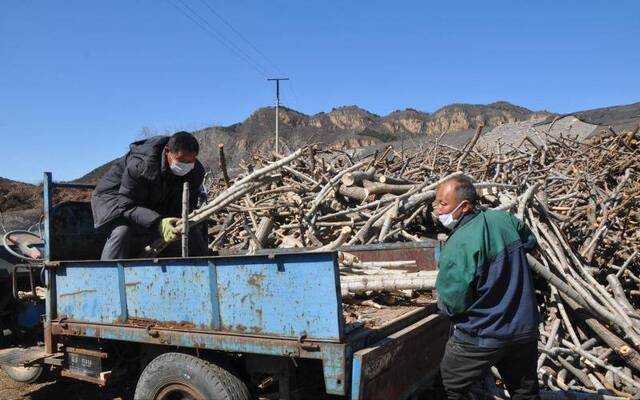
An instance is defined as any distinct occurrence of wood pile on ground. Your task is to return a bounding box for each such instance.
[196,125,639,397]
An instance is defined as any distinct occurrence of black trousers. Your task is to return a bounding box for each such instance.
[100,218,208,260]
[440,336,540,400]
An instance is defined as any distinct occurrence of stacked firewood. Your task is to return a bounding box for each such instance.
[201,125,639,397]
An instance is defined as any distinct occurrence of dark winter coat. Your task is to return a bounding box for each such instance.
[91,136,205,230]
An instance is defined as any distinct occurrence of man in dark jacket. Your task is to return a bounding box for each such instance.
[434,176,540,400]
[92,132,207,260]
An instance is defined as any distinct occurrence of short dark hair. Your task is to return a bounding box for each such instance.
[449,176,478,206]
[167,131,199,154]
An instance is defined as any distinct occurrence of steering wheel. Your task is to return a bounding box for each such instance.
[2,231,44,261]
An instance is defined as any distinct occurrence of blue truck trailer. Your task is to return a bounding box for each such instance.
[0,173,448,400]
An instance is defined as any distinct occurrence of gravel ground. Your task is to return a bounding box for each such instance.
[0,369,133,400]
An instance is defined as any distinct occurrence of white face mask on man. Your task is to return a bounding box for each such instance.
[438,201,466,230]
[170,161,195,176]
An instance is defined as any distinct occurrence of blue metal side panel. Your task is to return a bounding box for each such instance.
[54,253,342,341]
[215,253,341,340]
[124,259,214,328]
[55,265,122,323]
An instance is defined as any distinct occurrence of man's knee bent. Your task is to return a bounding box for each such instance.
[101,222,133,260]
[109,224,131,240]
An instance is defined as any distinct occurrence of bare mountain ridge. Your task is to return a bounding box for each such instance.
[187,101,548,176]
[30,101,640,187]
[235,101,541,138]
[73,101,542,184]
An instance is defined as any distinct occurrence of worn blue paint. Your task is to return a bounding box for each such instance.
[207,260,222,330]
[215,253,342,339]
[318,341,347,395]
[54,252,345,393]
[123,259,214,327]
[54,253,342,340]
[351,353,363,400]
[117,263,127,321]
[56,265,122,323]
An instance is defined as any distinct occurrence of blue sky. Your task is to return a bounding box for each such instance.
[1,0,638,183]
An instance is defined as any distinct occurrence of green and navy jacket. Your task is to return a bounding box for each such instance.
[436,209,539,347]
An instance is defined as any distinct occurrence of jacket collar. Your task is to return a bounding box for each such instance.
[449,209,480,235]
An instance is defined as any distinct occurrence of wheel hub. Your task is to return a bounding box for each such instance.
[155,383,205,400]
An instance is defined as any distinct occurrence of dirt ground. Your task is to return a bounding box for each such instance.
[0,369,134,400]
[0,369,443,400]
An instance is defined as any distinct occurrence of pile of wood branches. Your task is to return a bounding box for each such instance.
[202,126,639,397]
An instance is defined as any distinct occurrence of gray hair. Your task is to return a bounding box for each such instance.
[447,176,478,206]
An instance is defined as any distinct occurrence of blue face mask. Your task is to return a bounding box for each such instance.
[170,161,194,176]
[438,201,465,229]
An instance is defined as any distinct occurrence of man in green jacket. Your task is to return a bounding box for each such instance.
[435,176,540,400]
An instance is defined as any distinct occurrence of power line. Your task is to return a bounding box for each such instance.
[197,0,283,75]
[166,0,304,112]
[166,0,271,78]
[173,0,271,76]
[285,81,304,110]
[195,0,305,109]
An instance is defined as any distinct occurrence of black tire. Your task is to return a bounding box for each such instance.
[1,365,45,384]
[134,352,250,400]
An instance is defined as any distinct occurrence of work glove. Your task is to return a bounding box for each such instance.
[158,217,181,243]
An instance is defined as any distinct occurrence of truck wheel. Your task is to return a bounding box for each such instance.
[134,352,250,400]
[1,365,44,383]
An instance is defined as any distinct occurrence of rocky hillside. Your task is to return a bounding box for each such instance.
[0,177,91,231]
[185,101,548,176]
[0,177,40,231]
[72,101,546,183]
[0,177,39,213]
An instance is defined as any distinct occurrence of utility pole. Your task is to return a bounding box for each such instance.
[267,77,289,154]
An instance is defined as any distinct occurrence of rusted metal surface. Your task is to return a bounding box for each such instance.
[65,347,109,359]
[51,320,348,395]
[44,320,56,355]
[59,289,97,298]
[61,369,107,386]
[126,317,196,330]
[350,314,449,400]
[340,241,439,272]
